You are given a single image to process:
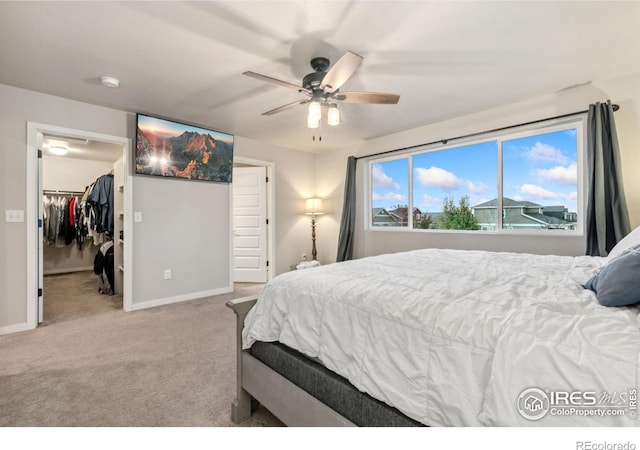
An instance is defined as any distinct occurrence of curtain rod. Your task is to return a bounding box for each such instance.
[356,103,620,161]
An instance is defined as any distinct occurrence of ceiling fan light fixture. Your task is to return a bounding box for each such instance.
[307,114,320,129]
[244,51,399,131]
[308,100,322,124]
[327,104,340,126]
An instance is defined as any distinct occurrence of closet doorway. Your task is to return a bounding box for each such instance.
[27,123,133,329]
[41,135,123,324]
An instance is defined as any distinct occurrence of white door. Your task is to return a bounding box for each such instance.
[232,166,268,283]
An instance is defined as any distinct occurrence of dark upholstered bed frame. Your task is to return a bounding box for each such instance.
[226,296,423,427]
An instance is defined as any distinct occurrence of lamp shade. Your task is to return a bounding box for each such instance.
[305,198,324,215]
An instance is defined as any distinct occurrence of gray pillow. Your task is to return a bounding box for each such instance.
[584,244,640,307]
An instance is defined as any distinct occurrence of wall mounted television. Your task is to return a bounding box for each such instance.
[135,113,234,183]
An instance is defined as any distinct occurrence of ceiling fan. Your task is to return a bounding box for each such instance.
[244,51,400,128]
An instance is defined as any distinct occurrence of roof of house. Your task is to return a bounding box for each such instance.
[523,213,574,226]
[479,209,575,227]
[389,207,422,218]
[473,198,542,208]
[372,208,402,222]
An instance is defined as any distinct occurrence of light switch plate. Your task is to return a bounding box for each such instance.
[5,210,24,222]
[134,212,143,222]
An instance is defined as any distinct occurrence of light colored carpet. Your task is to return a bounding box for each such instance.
[0,282,283,427]
[43,271,122,324]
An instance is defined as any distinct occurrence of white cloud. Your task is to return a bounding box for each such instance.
[525,142,570,165]
[535,163,577,185]
[372,164,400,190]
[466,180,488,194]
[559,191,578,203]
[414,166,461,191]
[469,196,490,207]
[512,195,524,201]
[372,192,406,202]
[565,129,577,137]
[518,183,558,199]
[421,194,442,209]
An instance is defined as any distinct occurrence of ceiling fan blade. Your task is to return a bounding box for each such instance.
[243,71,310,94]
[262,99,309,116]
[320,51,363,93]
[334,91,400,104]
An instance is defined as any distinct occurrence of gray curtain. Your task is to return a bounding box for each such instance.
[336,156,357,262]
[586,100,631,256]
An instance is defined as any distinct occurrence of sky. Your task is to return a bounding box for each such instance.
[138,114,234,144]
[371,128,578,215]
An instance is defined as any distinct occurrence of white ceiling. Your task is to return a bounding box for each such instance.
[1,1,639,153]
[42,134,123,162]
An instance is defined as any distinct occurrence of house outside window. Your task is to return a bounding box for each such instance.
[370,158,409,228]
[368,119,584,234]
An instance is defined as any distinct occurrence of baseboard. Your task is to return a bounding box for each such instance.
[128,286,233,311]
[0,322,32,336]
[44,266,93,275]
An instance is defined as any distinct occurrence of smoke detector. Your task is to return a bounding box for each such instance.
[100,76,120,88]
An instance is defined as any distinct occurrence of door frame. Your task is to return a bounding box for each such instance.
[232,157,275,283]
[26,122,133,329]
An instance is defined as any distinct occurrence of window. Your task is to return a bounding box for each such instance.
[413,141,497,230]
[371,158,409,227]
[368,119,583,234]
[502,129,579,231]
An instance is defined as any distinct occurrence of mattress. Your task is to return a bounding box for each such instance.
[243,248,640,426]
[251,341,422,426]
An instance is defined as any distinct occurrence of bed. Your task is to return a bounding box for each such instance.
[227,231,640,427]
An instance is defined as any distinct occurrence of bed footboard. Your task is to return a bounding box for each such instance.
[226,295,356,426]
[225,295,258,424]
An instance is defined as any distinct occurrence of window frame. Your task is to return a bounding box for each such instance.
[366,117,586,236]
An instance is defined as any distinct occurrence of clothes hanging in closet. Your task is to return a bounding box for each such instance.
[85,173,114,244]
[43,194,76,247]
[43,171,115,249]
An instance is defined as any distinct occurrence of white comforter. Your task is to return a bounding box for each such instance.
[242,249,640,426]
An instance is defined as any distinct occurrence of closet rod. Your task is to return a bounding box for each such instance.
[43,189,84,196]
[355,103,620,161]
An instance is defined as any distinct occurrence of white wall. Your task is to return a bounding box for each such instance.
[131,175,231,307]
[43,156,115,192]
[315,72,640,262]
[0,83,315,333]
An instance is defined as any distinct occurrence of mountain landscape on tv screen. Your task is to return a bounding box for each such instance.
[136,127,233,182]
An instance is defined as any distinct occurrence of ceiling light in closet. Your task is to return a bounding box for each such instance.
[100,76,120,88]
[49,146,68,156]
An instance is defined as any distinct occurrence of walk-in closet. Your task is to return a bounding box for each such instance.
[41,135,125,324]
